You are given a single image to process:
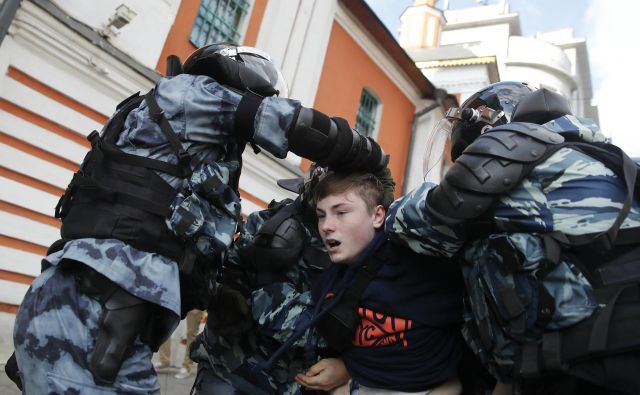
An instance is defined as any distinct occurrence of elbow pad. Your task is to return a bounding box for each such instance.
[289,107,388,172]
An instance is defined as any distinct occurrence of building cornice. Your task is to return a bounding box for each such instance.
[9,1,155,97]
[30,0,161,82]
[417,55,497,68]
[443,13,521,36]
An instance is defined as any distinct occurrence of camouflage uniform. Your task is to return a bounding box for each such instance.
[386,115,640,382]
[190,199,328,395]
[13,73,302,393]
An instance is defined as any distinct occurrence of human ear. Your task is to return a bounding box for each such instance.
[372,205,385,229]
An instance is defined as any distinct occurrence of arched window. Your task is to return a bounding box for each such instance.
[190,0,251,47]
[355,88,382,138]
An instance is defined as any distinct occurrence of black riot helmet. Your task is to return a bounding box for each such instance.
[446,81,534,161]
[183,43,289,98]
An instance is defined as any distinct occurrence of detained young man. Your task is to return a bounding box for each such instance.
[296,172,465,395]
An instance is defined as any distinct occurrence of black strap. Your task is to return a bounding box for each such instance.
[340,246,386,304]
[588,286,627,354]
[201,173,223,192]
[500,287,527,336]
[234,90,264,145]
[144,91,192,176]
[519,341,541,379]
[539,285,640,365]
[70,173,172,217]
[541,331,564,371]
[98,143,188,177]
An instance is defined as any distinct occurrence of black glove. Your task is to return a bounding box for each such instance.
[374,166,396,208]
[5,352,22,391]
[210,284,253,339]
[328,117,388,173]
[218,256,254,298]
[288,108,388,173]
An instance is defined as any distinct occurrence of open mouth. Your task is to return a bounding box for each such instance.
[326,239,341,248]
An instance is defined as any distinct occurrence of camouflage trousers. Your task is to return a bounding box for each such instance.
[14,264,160,394]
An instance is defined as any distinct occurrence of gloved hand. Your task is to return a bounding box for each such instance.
[374,166,395,208]
[218,253,254,297]
[5,352,22,391]
[328,117,388,173]
[210,284,254,339]
[288,108,388,174]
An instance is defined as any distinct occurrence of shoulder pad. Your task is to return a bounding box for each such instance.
[464,122,564,164]
[446,123,564,195]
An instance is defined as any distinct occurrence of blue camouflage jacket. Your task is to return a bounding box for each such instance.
[385,115,640,381]
[45,73,301,328]
[191,199,329,395]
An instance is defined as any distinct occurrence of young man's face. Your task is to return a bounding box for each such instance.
[315,190,385,264]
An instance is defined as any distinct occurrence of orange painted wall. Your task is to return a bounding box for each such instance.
[312,22,416,193]
[155,0,268,74]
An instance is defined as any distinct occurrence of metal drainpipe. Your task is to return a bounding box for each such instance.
[401,88,448,194]
[0,0,22,46]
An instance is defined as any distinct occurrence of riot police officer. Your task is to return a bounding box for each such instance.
[10,43,387,393]
[387,82,640,394]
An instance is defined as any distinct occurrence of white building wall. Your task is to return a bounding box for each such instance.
[440,22,511,78]
[504,36,576,98]
[402,3,598,187]
[422,64,493,103]
[51,0,180,69]
[256,0,338,108]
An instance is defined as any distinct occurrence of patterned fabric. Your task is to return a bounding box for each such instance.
[14,266,160,394]
[386,116,640,382]
[191,200,328,395]
[14,73,302,392]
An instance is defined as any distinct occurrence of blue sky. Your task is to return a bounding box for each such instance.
[365,0,640,157]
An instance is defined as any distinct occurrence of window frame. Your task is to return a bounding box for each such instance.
[189,0,254,47]
[355,87,382,140]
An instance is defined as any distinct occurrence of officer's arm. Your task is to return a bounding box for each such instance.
[287,108,388,173]
[427,121,564,224]
[385,182,467,259]
[388,121,566,257]
[251,283,317,346]
[234,92,387,173]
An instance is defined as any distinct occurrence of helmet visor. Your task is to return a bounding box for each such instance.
[422,118,453,181]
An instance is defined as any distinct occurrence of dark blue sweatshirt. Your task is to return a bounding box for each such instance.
[315,239,464,392]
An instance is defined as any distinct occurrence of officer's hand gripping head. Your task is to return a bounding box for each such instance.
[288,109,389,174]
[183,43,289,98]
[426,82,572,224]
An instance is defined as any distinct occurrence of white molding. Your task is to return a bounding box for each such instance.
[0,109,87,164]
[0,245,41,277]
[335,3,422,104]
[0,211,60,248]
[0,177,59,217]
[0,280,30,306]
[9,2,154,100]
[0,143,73,189]
[1,73,104,136]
